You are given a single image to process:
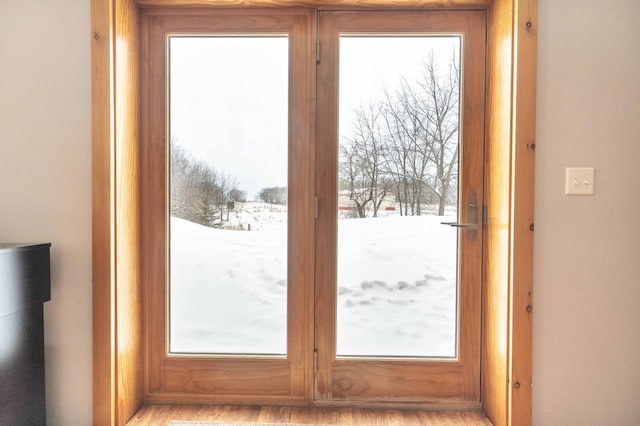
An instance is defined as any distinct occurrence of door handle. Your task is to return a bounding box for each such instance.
[440,222,477,229]
[441,191,478,240]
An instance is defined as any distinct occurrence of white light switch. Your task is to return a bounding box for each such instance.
[565,167,595,195]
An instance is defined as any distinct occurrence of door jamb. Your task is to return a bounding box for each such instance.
[91,0,536,424]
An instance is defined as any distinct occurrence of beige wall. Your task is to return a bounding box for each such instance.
[534,0,640,424]
[0,0,93,425]
[0,0,638,424]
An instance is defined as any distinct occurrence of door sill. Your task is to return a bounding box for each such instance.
[126,404,492,425]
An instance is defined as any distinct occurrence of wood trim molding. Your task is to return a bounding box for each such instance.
[91,0,116,424]
[92,0,144,424]
[509,0,537,423]
[91,0,536,424]
[482,1,536,425]
[482,0,513,423]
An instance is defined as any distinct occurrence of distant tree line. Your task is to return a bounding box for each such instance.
[340,50,460,218]
[170,140,246,227]
[257,186,287,205]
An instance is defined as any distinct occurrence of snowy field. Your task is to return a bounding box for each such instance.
[170,203,458,358]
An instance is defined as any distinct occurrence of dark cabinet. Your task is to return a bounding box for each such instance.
[0,243,51,426]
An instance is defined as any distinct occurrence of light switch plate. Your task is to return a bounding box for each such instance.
[565,167,595,195]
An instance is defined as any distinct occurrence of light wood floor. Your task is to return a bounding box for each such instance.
[126,405,493,425]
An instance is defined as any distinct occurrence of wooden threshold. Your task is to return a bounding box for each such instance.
[126,404,493,425]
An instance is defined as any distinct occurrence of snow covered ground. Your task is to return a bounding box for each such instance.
[170,202,458,358]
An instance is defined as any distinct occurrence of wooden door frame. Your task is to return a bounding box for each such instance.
[91,0,536,425]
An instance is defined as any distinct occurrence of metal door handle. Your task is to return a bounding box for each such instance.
[441,222,477,229]
[440,191,478,240]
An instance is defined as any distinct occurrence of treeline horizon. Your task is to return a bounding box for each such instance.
[170,141,287,227]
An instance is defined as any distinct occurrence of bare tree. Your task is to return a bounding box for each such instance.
[192,163,220,225]
[229,188,247,203]
[217,172,239,222]
[377,49,460,216]
[169,139,192,218]
[380,87,412,216]
[339,105,389,218]
[380,81,438,216]
[416,51,460,216]
[170,139,220,224]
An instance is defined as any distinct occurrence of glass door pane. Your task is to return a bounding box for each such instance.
[337,36,461,358]
[168,36,289,355]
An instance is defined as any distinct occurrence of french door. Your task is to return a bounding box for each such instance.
[142,9,316,404]
[142,7,485,406]
[314,11,485,404]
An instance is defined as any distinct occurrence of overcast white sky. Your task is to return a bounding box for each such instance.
[169,36,460,200]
